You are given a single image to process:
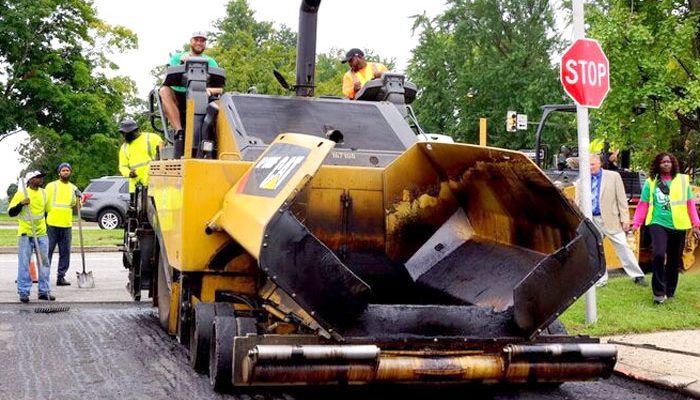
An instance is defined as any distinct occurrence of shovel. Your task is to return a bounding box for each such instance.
[75,192,94,288]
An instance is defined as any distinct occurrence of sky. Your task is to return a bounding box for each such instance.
[0,0,448,194]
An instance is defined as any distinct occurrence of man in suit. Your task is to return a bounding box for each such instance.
[586,153,647,287]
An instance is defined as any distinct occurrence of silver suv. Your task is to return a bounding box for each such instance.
[81,176,129,230]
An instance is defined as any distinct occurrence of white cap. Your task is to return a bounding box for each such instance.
[191,31,207,40]
[25,170,44,184]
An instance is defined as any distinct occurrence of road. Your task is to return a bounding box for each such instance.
[0,253,691,399]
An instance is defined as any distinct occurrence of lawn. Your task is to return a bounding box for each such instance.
[0,228,122,247]
[560,272,700,336]
[1,212,78,222]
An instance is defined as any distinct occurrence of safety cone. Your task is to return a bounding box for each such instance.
[29,259,38,283]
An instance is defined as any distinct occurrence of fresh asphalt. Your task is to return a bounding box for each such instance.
[0,252,690,399]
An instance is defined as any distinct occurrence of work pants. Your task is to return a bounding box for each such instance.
[17,235,51,297]
[48,225,72,280]
[592,216,645,283]
[648,224,686,298]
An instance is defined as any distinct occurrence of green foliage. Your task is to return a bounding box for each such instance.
[0,0,138,188]
[586,1,700,170]
[407,0,567,149]
[207,0,394,98]
[560,273,700,336]
[6,183,17,199]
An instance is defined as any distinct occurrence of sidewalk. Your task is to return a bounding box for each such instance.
[0,251,133,303]
[603,330,700,398]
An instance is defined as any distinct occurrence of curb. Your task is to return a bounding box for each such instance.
[0,246,120,254]
[614,366,700,398]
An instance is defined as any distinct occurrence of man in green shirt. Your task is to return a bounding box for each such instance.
[158,31,222,137]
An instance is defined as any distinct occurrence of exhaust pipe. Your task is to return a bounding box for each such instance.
[295,0,321,97]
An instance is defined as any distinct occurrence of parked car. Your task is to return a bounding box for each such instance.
[81,176,129,230]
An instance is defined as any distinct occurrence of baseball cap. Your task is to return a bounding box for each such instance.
[118,119,139,134]
[341,48,364,63]
[191,31,207,40]
[25,170,45,184]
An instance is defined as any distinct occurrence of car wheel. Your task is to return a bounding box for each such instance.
[98,208,123,230]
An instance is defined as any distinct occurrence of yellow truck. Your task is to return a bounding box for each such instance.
[123,0,616,394]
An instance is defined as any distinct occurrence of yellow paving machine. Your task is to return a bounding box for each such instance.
[123,0,616,393]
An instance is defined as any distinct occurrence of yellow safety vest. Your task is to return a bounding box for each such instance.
[45,180,78,228]
[589,137,605,154]
[118,132,163,192]
[645,174,692,230]
[8,187,48,236]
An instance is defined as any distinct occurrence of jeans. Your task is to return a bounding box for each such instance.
[17,235,51,297]
[48,225,72,279]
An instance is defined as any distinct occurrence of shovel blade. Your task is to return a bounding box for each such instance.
[77,271,95,288]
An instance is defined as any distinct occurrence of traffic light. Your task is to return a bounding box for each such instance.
[506,111,517,132]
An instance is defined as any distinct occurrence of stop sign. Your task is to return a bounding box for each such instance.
[560,38,610,108]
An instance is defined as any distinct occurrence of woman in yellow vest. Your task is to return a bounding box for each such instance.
[631,152,700,304]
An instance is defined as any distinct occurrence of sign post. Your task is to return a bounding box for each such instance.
[562,0,610,325]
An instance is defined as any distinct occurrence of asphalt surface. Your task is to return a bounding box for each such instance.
[0,303,690,400]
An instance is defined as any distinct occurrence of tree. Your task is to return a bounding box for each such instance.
[6,183,17,200]
[407,0,568,150]
[207,0,393,98]
[585,0,700,170]
[0,0,138,188]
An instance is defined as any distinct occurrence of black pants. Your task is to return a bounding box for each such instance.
[48,225,72,280]
[648,224,686,297]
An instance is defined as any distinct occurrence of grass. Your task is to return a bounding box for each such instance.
[0,213,14,222]
[0,212,79,222]
[0,228,122,247]
[560,272,700,336]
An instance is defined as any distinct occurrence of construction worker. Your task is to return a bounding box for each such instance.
[7,171,55,303]
[159,31,222,138]
[341,48,389,99]
[118,119,163,200]
[45,162,79,286]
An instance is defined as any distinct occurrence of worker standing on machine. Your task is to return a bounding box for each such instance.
[118,119,163,204]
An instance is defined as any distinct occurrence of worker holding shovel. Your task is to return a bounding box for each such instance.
[7,171,55,303]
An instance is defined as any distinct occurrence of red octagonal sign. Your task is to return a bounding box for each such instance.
[560,38,610,108]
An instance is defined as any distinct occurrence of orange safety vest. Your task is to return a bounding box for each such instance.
[343,62,387,99]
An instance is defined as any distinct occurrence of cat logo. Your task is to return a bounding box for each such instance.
[258,155,305,190]
[242,143,311,197]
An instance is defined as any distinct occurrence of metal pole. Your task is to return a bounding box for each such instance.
[573,0,597,325]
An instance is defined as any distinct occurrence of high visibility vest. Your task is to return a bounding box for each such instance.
[45,180,78,228]
[645,174,692,230]
[118,132,163,192]
[342,62,389,99]
[590,137,605,154]
[8,187,48,236]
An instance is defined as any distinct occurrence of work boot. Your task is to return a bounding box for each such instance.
[56,277,71,286]
[19,295,29,303]
[634,277,648,287]
[38,294,56,301]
